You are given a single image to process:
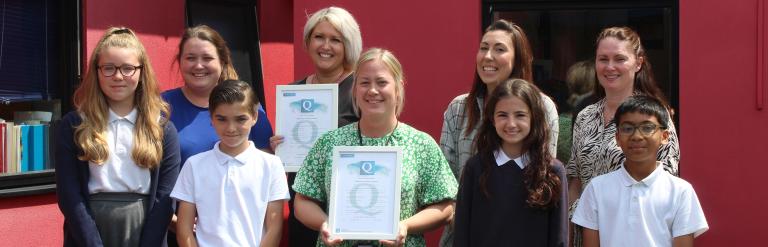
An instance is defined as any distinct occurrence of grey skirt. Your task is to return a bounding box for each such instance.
[89,192,149,247]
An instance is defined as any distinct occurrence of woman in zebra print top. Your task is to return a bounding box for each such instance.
[566,26,680,246]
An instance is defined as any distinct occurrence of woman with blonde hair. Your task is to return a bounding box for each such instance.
[56,27,180,246]
[293,48,457,247]
[268,6,364,246]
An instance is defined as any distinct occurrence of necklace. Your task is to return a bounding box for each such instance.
[310,70,347,84]
[357,122,399,146]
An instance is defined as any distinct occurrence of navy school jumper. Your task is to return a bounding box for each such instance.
[55,111,181,247]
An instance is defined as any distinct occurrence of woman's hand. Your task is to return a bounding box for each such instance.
[379,221,408,246]
[269,135,285,151]
[320,221,344,246]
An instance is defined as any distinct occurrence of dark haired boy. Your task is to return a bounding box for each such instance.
[572,95,708,247]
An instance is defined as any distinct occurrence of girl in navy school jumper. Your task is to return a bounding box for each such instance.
[454,79,567,247]
[55,27,180,247]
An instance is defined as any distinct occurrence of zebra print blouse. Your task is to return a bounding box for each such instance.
[565,98,680,189]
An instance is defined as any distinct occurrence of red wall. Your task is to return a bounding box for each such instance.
[83,0,185,91]
[679,0,768,245]
[259,0,295,131]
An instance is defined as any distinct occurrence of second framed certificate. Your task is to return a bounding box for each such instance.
[275,84,338,172]
[328,146,403,240]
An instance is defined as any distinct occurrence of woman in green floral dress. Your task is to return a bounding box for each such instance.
[292,48,458,247]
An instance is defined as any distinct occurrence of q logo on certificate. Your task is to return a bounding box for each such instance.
[275,84,338,172]
[329,146,403,241]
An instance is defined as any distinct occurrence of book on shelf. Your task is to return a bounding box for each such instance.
[44,123,51,170]
[20,125,30,172]
[1,122,51,174]
[13,125,21,173]
[31,124,45,171]
[4,122,15,174]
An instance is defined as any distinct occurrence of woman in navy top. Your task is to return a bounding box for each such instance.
[162,25,273,167]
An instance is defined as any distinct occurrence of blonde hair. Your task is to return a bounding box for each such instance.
[303,6,362,71]
[73,27,169,169]
[352,48,405,117]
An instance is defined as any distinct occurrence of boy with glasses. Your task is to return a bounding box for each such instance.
[572,95,708,247]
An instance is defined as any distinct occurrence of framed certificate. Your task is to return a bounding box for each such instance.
[328,146,403,240]
[275,84,338,172]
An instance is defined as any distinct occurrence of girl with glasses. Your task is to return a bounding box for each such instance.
[55,27,181,246]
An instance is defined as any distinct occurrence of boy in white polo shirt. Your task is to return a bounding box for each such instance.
[171,80,290,246]
[572,95,708,247]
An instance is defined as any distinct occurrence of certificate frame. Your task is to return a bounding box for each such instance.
[328,146,403,240]
[275,84,338,172]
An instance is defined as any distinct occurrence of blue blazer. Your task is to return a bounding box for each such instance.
[55,111,181,247]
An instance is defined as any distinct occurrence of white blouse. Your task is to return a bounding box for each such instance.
[88,108,151,194]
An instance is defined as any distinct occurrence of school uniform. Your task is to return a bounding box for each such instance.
[55,110,181,247]
[454,149,568,247]
[171,141,290,246]
[572,163,709,247]
[162,88,274,166]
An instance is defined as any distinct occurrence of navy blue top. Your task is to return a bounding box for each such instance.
[454,154,568,247]
[55,111,181,247]
[162,88,273,165]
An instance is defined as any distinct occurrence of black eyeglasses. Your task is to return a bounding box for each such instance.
[618,123,666,137]
[98,64,143,77]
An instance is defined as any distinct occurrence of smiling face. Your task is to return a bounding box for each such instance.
[211,101,257,156]
[477,30,515,87]
[307,20,346,74]
[354,59,399,119]
[180,38,223,92]
[98,47,141,109]
[615,112,669,166]
[595,37,643,95]
[493,96,531,157]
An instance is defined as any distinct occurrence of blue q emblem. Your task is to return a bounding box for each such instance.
[300,99,315,113]
[347,161,388,175]
[290,99,328,113]
[360,161,375,175]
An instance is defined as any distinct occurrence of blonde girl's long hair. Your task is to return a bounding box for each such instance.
[73,27,169,169]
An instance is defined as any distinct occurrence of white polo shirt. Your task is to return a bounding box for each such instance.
[572,163,708,247]
[88,108,151,194]
[171,141,290,246]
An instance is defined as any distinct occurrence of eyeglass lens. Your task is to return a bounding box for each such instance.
[100,65,139,77]
[619,123,659,136]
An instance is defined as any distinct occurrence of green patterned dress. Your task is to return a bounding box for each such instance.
[293,122,459,247]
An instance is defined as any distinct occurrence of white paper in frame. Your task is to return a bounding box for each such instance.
[328,146,403,240]
[275,84,338,172]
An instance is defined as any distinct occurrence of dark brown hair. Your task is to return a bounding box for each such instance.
[176,25,238,82]
[209,80,259,118]
[594,27,669,108]
[473,78,560,209]
[465,19,534,136]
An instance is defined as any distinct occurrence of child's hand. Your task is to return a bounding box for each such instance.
[320,221,343,246]
[269,135,285,151]
[379,221,407,246]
